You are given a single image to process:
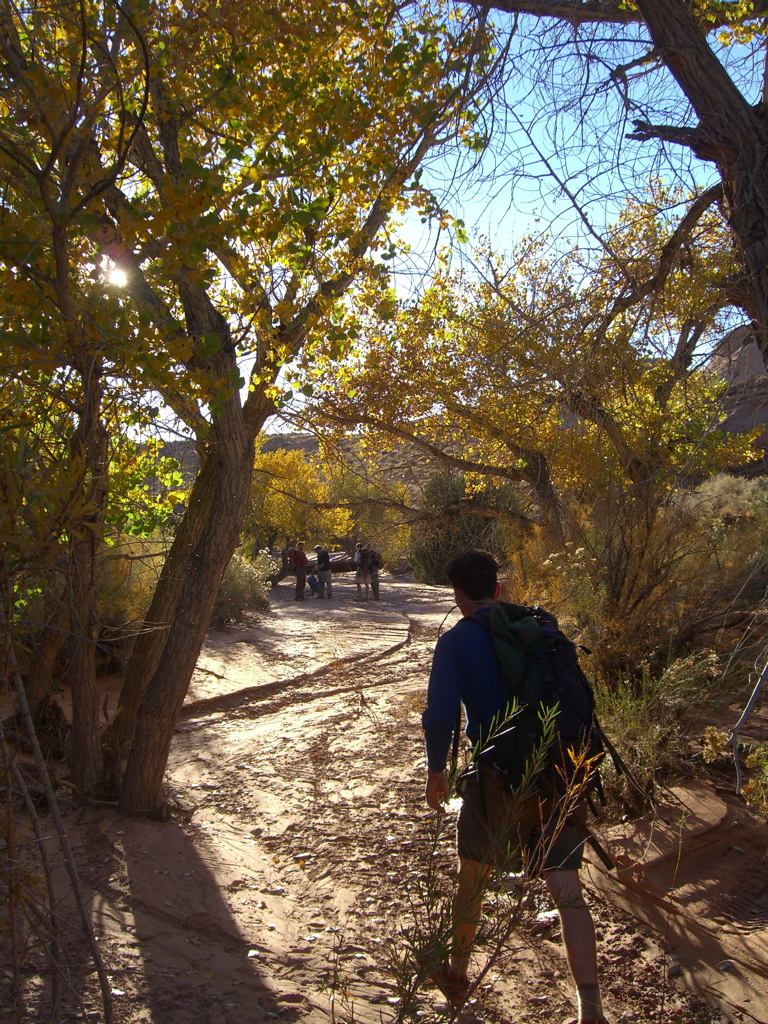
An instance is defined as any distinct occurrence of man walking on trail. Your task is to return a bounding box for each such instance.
[421,550,608,1024]
[314,544,332,598]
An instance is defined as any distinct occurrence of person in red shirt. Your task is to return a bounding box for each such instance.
[291,542,309,601]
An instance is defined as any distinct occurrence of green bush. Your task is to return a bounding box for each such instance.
[409,471,528,584]
[212,549,276,627]
[593,651,721,814]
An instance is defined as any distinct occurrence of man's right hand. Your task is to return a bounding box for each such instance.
[425,769,448,811]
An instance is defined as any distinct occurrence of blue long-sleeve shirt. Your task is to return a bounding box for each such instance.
[422,610,504,773]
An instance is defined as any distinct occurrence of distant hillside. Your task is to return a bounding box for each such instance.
[711,326,768,475]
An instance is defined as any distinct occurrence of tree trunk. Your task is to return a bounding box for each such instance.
[720,148,768,348]
[66,532,103,791]
[24,587,69,722]
[268,547,293,586]
[524,454,565,549]
[105,445,215,756]
[118,418,253,812]
[633,0,768,347]
[116,281,267,812]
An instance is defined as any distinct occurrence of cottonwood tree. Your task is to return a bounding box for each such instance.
[0,1,152,790]
[304,186,755,546]
[466,0,768,349]
[0,0,497,809]
[302,188,759,668]
[245,445,354,553]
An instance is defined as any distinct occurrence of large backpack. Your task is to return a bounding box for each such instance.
[469,602,605,801]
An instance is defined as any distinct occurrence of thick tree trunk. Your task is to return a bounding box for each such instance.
[118,418,254,812]
[116,281,270,812]
[633,0,768,347]
[721,151,768,348]
[66,532,103,791]
[24,587,69,722]
[524,454,565,549]
[105,446,215,755]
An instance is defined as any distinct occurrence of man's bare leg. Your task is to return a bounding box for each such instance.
[545,869,605,1022]
[450,857,490,979]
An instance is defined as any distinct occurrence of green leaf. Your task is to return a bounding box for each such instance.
[197,333,220,359]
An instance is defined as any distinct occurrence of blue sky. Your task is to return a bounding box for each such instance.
[386,7,761,296]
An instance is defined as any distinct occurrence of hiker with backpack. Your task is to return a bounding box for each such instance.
[369,546,383,600]
[355,542,372,601]
[422,550,608,1024]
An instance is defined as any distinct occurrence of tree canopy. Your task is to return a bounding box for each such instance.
[431,1,768,351]
[5,0,768,810]
[304,185,757,543]
[1,0,498,808]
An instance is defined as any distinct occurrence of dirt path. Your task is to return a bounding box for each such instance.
[8,575,768,1024]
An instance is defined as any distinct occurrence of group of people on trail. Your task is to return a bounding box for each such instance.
[422,549,609,1024]
[353,541,383,601]
[288,542,333,601]
[287,541,383,601]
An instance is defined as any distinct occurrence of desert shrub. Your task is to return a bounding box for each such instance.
[96,536,164,627]
[212,549,276,627]
[593,650,722,814]
[742,742,768,813]
[687,473,768,519]
[94,534,166,671]
[507,474,768,683]
[410,471,528,584]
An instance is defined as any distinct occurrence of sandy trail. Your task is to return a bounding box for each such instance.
[6,574,768,1024]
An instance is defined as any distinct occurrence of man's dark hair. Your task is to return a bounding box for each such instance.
[444,550,499,600]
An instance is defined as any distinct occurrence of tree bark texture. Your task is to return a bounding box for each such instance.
[632,0,768,346]
[117,409,254,812]
[105,446,214,755]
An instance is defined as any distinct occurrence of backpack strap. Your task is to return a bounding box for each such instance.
[450,705,461,775]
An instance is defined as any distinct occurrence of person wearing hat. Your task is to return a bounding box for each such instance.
[315,544,332,598]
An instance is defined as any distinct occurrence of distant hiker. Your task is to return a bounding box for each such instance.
[292,542,308,601]
[307,571,322,597]
[315,544,333,598]
[422,549,608,1024]
[355,542,372,601]
[369,546,383,600]
[353,542,363,598]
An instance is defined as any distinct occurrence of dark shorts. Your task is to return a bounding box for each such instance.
[456,768,586,872]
